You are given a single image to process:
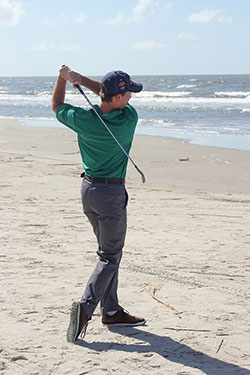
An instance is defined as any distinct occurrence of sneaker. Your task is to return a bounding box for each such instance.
[102,309,146,326]
[67,302,88,342]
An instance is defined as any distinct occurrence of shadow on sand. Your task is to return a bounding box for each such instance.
[76,326,249,375]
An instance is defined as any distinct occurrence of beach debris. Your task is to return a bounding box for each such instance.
[163,327,210,332]
[11,355,28,362]
[179,157,189,161]
[140,283,182,319]
[216,339,224,353]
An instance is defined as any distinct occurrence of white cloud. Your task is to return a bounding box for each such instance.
[58,44,80,52]
[104,12,126,25]
[217,15,233,24]
[188,8,232,24]
[156,2,172,22]
[0,0,25,26]
[133,40,167,49]
[34,42,54,51]
[34,42,80,52]
[178,31,205,41]
[132,0,153,22]
[101,0,154,25]
[42,13,85,26]
[189,9,222,23]
[60,12,86,24]
[73,13,85,24]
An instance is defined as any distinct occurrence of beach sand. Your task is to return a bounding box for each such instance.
[1,118,250,374]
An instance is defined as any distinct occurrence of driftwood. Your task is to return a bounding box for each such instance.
[140,283,182,319]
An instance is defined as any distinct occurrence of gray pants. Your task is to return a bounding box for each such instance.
[80,179,128,319]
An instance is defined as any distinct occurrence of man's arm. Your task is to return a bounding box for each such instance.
[51,74,67,113]
[51,66,102,113]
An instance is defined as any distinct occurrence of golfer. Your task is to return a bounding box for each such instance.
[52,66,146,342]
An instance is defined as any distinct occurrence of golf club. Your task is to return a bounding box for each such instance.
[75,84,146,183]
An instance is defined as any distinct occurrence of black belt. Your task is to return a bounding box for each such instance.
[81,172,125,185]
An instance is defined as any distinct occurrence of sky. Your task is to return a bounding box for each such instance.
[0,0,250,76]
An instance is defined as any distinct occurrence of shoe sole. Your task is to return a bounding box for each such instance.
[67,301,80,342]
[102,319,146,327]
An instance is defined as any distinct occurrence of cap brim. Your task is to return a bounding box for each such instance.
[130,81,143,93]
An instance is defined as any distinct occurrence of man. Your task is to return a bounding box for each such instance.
[52,66,145,343]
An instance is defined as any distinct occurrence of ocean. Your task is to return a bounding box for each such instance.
[0,74,250,151]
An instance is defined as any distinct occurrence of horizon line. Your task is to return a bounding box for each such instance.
[0,72,250,78]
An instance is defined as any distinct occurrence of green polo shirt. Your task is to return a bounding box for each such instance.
[56,102,138,178]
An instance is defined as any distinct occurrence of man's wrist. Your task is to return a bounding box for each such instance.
[58,74,67,82]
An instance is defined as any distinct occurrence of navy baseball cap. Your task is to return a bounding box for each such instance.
[101,70,143,95]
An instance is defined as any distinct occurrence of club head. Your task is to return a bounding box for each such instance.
[140,171,146,184]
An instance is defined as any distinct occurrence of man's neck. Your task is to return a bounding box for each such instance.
[99,102,116,114]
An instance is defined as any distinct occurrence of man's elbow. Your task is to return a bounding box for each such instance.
[51,102,60,113]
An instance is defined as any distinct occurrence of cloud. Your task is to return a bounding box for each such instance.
[41,13,85,27]
[217,15,233,24]
[73,13,85,24]
[34,42,54,51]
[132,0,153,22]
[103,12,126,25]
[101,0,154,25]
[188,8,233,24]
[156,2,172,22]
[34,42,80,52]
[0,0,25,26]
[178,31,205,41]
[60,12,86,24]
[133,40,167,49]
[58,43,81,52]
[189,9,222,23]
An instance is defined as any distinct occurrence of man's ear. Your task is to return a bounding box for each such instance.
[115,94,122,101]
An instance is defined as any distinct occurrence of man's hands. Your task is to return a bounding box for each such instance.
[59,65,82,87]
[58,65,101,96]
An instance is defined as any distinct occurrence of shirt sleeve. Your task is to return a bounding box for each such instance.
[56,103,80,133]
[125,103,138,123]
